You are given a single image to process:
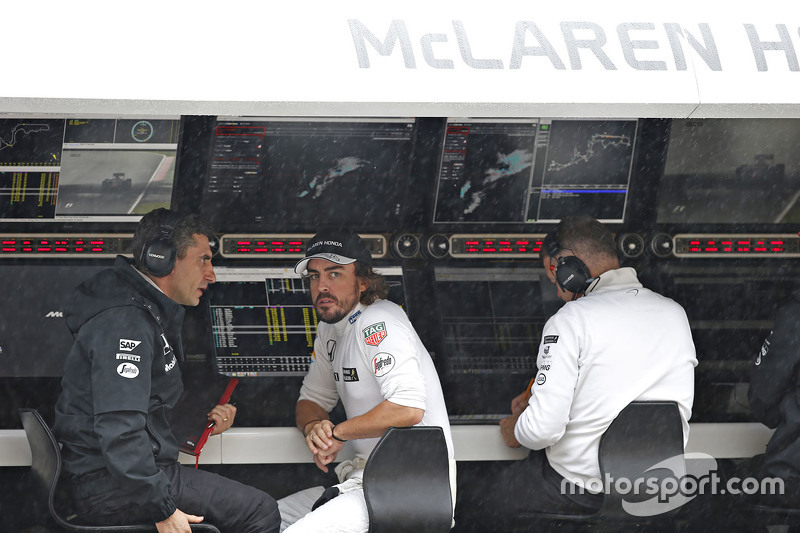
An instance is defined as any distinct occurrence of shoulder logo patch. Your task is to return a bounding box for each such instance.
[119,339,141,352]
[372,353,395,377]
[117,362,140,379]
[543,335,559,344]
[363,322,387,346]
[342,367,359,382]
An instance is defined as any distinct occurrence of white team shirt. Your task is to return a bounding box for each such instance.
[299,299,454,460]
[514,267,697,490]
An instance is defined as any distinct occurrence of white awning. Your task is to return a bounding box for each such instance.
[2,0,799,117]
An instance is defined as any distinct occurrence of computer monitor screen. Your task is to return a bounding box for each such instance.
[433,266,562,421]
[182,266,406,378]
[432,118,638,225]
[0,116,180,222]
[198,117,417,231]
[657,118,800,224]
[0,264,108,377]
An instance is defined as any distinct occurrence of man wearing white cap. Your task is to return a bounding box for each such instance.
[277,229,455,532]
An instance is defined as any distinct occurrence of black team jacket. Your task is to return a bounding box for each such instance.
[54,255,185,522]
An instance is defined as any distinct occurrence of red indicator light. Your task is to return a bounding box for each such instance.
[289,247,302,252]
[40,240,49,245]
[90,241,104,245]
[519,248,527,252]
[237,241,251,245]
[2,247,15,252]
[37,247,51,252]
[500,248,512,252]
[271,241,285,245]
[516,241,530,245]
[254,248,269,252]
[465,241,479,245]
[273,248,286,252]
[91,248,103,252]
[690,241,700,245]
[55,247,68,252]
[2,240,15,245]
[466,248,478,252]
[237,248,251,252]
[483,248,496,252]
[23,248,32,252]
[75,248,84,252]
[755,247,767,252]
[705,248,718,252]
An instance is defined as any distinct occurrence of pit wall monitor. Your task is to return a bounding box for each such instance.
[183,266,406,378]
[432,118,638,225]
[657,118,800,225]
[0,116,180,223]
[198,117,417,232]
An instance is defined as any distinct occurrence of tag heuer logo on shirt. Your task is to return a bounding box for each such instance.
[363,322,387,346]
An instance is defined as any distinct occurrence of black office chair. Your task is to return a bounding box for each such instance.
[521,401,686,531]
[18,408,220,532]
[363,426,453,533]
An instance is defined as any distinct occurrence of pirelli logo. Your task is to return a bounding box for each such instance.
[363,322,387,346]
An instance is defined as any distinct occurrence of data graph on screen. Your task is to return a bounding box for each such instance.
[433,118,638,224]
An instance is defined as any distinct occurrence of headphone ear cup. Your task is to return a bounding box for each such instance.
[555,256,592,294]
[143,237,177,277]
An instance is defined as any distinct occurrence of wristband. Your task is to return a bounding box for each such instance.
[331,425,347,442]
[303,418,323,437]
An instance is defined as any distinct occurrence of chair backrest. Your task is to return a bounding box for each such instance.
[18,408,219,533]
[597,401,685,522]
[18,407,65,527]
[363,426,452,533]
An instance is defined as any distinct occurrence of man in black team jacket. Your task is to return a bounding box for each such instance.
[54,209,279,533]
[748,291,800,505]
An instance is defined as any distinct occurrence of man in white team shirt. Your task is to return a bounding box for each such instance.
[475,215,696,530]
[277,229,455,532]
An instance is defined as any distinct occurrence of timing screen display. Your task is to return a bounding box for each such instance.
[201,118,416,231]
[0,117,179,222]
[191,267,405,377]
[432,118,637,224]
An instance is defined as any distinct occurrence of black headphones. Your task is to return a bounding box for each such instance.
[139,210,185,278]
[543,229,593,294]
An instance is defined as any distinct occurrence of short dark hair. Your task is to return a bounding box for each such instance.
[354,261,389,305]
[131,208,215,273]
[552,215,619,267]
